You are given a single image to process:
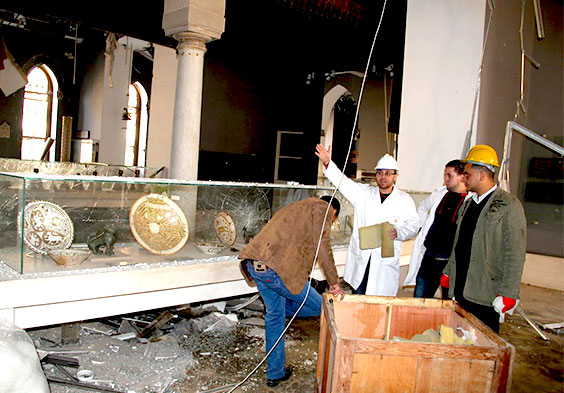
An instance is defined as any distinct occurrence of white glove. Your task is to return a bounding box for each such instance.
[492,295,519,323]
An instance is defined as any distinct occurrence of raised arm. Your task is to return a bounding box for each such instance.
[315,144,366,205]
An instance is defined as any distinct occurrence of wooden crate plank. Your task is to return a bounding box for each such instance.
[351,354,418,393]
[317,319,334,393]
[491,347,515,393]
[339,295,454,309]
[332,339,356,392]
[333,302,387,339]
[415,357,495,393]
[350,340,500,361]
[317,306,328,393]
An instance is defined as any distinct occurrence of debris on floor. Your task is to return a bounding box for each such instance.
[541,322,564,335]
[16,284,563,393]
[24,295,273,393]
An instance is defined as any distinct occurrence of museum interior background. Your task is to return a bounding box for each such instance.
[0,0,562,259]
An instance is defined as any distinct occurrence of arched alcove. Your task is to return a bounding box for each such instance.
[124,81,149,167]
[21,64,59,161]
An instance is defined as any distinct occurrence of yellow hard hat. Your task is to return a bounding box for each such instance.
[463,144,499,168]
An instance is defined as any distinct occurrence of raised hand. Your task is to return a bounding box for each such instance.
[315,144,332,166]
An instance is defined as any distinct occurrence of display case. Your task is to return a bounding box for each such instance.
[0,171,353,275]
[0,157,166,178]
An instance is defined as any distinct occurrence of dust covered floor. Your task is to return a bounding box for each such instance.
[29,283,563,393]
[501,284,564,393]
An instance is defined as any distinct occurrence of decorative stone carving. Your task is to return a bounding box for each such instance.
[162,0,226,39]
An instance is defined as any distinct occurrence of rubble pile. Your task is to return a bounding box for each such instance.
[21,294,321,393]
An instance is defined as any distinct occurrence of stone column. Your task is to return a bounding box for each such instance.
[163,0,226,180]
[169,32,209,180]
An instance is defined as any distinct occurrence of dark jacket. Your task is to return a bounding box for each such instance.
[239,197,339,294]
[444,187,527,306]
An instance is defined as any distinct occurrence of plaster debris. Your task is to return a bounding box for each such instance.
[240,318,266,327]
[31,328,197,393]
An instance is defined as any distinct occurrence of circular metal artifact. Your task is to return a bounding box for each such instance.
[18,201,74,254]
[129,193,189,255]
[214,210,237,246]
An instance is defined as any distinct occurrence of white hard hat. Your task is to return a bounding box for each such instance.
[375,153,399,171]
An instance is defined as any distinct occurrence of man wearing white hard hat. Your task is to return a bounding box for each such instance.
[441,145,526,333]
[316,145,419,296]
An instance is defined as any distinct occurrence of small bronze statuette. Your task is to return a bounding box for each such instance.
[87,227,117,256]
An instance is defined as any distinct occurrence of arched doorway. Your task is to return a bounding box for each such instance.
[21,64,59,161]
[124,81,148,167]
[319,85,358,179]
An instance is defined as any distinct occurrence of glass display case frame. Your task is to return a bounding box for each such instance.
[0,171,353,275]
[0,157,166,178]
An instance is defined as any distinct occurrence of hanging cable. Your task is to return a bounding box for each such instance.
[72,23,78,85]
[221,2,390,393]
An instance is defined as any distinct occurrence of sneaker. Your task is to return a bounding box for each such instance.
[266,368,293,387]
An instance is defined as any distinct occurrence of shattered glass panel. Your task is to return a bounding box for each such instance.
[0,175,24,272]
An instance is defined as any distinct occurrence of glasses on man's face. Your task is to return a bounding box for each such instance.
[376,170,396,177]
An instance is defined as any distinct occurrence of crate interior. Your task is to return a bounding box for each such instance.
[332,298,496,347]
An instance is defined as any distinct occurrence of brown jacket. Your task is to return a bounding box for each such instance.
[239,197,339,294]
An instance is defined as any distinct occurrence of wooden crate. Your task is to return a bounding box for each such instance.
[316,295,515,393]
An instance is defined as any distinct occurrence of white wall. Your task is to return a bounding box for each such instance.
[145,45,177,171]
[98,43,132,165]
[77,54,104,140]
[397,0,486,192]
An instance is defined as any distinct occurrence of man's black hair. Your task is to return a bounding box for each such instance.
[320,195,340,217]
[445,159,465,175]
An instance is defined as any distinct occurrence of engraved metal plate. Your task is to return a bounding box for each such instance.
[214,210,237,246]
[18,201,74,254]
[129,193,189,255]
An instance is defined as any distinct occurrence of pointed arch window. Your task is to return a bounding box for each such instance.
[21,65,59,160]
[124,81,148,167]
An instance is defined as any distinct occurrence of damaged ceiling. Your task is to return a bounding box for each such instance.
[0,0,407,72]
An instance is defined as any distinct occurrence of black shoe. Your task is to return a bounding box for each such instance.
[266,368,293,387]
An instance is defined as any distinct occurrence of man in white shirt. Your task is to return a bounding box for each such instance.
[315,144,419,296]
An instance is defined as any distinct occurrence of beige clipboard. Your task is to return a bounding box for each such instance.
[358,224,382,250]
[359,222,395,258]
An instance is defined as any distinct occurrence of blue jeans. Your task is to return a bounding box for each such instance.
[414,252,449,299]
[247,260,322,379]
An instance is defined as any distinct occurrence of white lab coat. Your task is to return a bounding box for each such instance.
[403,186,473,287]
[323,161,419,296]
[403,186,447,287]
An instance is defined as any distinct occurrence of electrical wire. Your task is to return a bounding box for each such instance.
[221,2,389,392]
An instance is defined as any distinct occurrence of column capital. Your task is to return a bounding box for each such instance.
[163,0,225,40]
[173,31,210,53]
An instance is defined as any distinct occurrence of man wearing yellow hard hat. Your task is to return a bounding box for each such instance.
[440,145,527,333]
